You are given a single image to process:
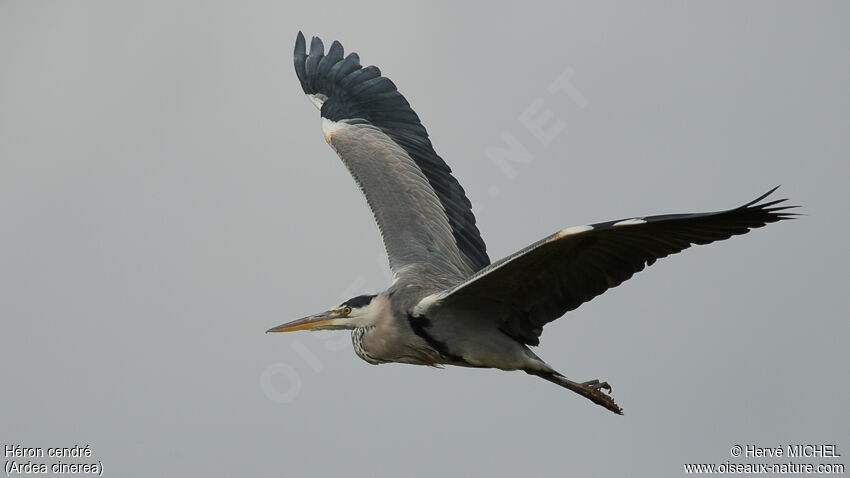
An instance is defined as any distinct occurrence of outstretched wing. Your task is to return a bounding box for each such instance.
[422,188,797,345]
[294,32,489,279]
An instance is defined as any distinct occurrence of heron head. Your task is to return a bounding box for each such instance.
[266,294,378,333]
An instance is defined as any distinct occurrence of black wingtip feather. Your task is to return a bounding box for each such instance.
[741,185,782,208]
[329,40,343,56]
[308,36,324,57]
[735,187,801,226]
[294,32,308,93]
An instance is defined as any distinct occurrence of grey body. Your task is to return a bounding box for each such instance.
[268,33,797,415]
[355,288,544,372]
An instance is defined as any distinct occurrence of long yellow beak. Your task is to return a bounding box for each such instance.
[266,313,334,333]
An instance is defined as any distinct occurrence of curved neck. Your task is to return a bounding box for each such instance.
[351,327,383,365]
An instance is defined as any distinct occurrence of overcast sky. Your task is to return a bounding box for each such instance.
[2,1,848,477]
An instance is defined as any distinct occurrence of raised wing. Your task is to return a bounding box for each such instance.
[294,32,489,278]
[423,188,797,345]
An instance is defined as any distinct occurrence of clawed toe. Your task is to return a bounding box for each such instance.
[582,379,612,393]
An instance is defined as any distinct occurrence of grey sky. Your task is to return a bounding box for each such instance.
[2,1,848,477]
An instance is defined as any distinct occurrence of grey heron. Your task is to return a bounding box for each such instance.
[267,32,796,414]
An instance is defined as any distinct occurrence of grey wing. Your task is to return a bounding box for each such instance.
[294,33,489,279]
[421,188,797,345]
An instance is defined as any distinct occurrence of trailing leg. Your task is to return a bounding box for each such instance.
[526,369,623,415]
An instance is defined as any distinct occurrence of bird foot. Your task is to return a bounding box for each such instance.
[579,379,621,415]
[581,379,612,393]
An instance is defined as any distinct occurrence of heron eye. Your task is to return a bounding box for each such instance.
[343,306,352,315]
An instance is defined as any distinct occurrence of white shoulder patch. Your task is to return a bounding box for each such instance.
[557,225,593,238]
[321,117,345,142]
[307,93,327,109]
[612,218,647,227]
[413,293,443,316]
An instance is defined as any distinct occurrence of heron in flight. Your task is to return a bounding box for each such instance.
[268,32,796,414]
